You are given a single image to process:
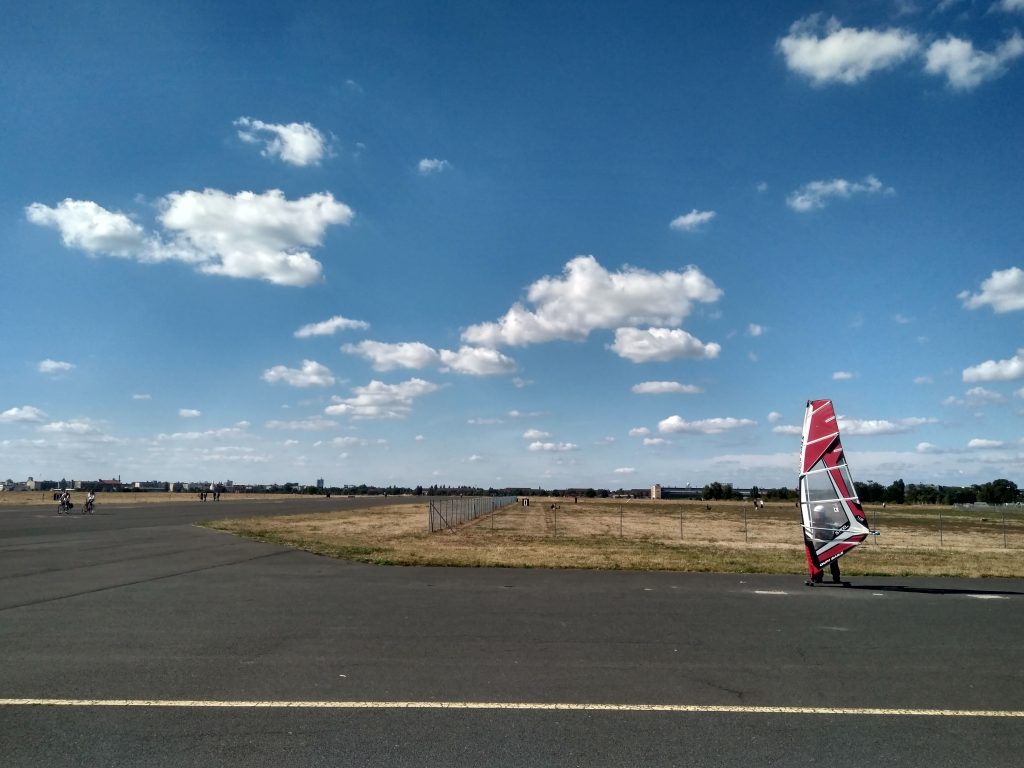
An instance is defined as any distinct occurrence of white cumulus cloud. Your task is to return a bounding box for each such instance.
[772,425,802,435]
[0,405,47,423]
[342,341,440,371]
[178,409,201,418]
[833,371,856,380]
[658,416,757,434]
[611,327,721,363]
[438,346,517,376]
[294,315,369,338]
[342,340,515,376]
[787,175,893,212]
[38,359,75,374]
[418,158,451,175]
[235,117,328,166]
[528,441,578,452]
[963,349,1024,382]
[968,438,1005,449]
[959,267,1024,313]
[26,200,152,257]
[924,33,1024,90]
[777,15,920,85]
[614,467,636,475]
[632,381,703,395]
[837,417,935,435]
[324,378,440,419]
[265,418,338,430]
[40,419,104,435]
[462,255,722,347]
[159,189,353,286]
[522,429,551,439]
[262,360,336,388]
[669,209,716,232]
[28,189,354,287]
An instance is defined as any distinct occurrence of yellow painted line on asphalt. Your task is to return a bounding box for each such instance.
[1,699,1022,717]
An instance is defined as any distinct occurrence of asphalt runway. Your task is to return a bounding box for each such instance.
[2,498,1022,767]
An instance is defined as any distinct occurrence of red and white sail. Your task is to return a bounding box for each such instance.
[799,399,870,579]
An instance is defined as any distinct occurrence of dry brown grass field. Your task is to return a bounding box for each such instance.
[204,497,1024,579]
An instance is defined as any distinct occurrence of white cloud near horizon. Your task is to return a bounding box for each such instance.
[265,418,338,431]
[968,438,1005,449]
[924,33,1024,90]
[631,381,703,395]
[669,209,716,232]
[324,378,440,419]
[178,409,201,418]
[262,360,336,388]
[772,424,802,435]
[630,380,704,393]
[528,441,578,452]
[610,327,721,363]
[462,256,722,348]
[959,267,1024,313]
[658,416,757,434]
[294,315,369,338]
[235,117,327,167]
[837,416,935,435]
[39,419,105,436]
[963,349,1024,382]
[833,371,856,380]
[27,190,353,287]
[787,175,893,212]
[613,467,636,475]
[38,359,75,374]
[418,158,451,175]
[777,15,920,85]
[0,405,47,423]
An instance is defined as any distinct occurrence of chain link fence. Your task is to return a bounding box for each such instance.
[428,496,518,532]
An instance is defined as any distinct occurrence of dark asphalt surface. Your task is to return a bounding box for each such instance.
[2,498,1022,767]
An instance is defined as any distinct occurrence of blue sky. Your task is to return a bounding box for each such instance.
[2,0,1023,489]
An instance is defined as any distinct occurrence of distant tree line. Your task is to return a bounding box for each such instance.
[854,478,1020,505]
[293,478,1020,505]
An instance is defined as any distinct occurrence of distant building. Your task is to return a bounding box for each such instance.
[652,485,704,500]
[316,478,325,489]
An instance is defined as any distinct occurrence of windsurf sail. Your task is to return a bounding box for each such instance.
[799,399,871,582]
